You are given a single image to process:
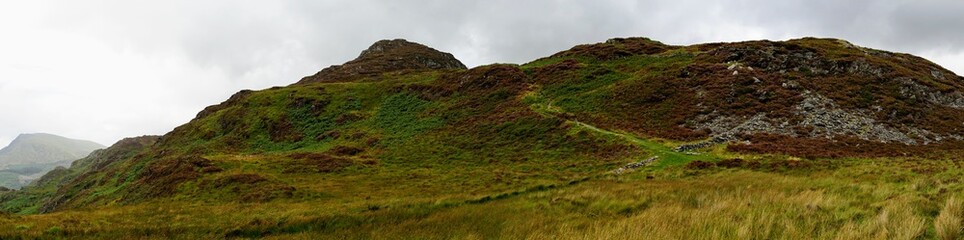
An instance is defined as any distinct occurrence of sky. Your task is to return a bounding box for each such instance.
[1,0,963,147]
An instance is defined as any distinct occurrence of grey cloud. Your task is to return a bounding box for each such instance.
[889,1,964,51]
[45,0,964,75]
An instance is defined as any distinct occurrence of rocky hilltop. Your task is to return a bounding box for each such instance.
[297,39,467,83]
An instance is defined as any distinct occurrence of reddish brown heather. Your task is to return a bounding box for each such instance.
[298,39,467,84]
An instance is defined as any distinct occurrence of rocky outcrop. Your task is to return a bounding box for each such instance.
[612,156,659,175]
[681,89,956,152]
[897,77,964,109]
[550,37,677,60]
[795,91,916,144]
[671,38,963,150]
[674,135,731,152]
[297,39,466,84]
[703,39,901,78]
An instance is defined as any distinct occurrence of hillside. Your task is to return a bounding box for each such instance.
[0,134,105,189]
[1,37,962,239]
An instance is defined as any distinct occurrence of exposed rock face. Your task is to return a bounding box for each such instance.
[297,39,466,84]
[703,39,899,77]
[898,77,964,109]
[666,38,964,152]
[794,91,916,144]
[682,90,962,152]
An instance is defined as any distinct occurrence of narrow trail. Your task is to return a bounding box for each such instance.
[460,118,714,206]
[456,109,717,208]
[567,120,712,167]
[445,92,725,207]
[526,91,718,167]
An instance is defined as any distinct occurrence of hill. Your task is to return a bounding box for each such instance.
[0,37,962,239]
[0,133,105,189]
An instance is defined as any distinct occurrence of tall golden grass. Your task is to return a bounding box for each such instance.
[0,158,960,239]
[935,196,963,240]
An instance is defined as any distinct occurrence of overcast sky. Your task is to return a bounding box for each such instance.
[1,0,963,147]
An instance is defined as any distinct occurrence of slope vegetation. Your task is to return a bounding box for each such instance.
[1,37,962,238]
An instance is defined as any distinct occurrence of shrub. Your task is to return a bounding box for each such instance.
[685,160,714,170]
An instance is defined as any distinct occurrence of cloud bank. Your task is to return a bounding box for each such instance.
[1,0,962,147]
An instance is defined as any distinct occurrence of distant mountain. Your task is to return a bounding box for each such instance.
[0,133,104,189]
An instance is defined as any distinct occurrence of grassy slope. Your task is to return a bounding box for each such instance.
[1,38,962,239]
[1,156,961,239]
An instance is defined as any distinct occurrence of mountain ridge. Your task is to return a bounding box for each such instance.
[1,36,961,217]
[0,133,105,165]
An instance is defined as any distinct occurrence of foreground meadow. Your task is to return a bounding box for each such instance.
[2,154,961,239]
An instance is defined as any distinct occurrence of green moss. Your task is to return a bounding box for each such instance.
[374,93,443,140]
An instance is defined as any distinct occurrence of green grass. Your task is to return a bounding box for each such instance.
[374,92,444,140]
[568,121,714,167]
[524,86,713,168]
